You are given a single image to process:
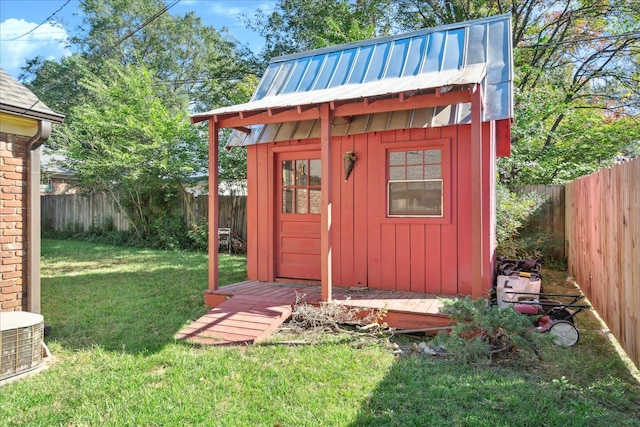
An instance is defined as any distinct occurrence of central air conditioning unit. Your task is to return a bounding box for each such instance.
[0,311,44,382]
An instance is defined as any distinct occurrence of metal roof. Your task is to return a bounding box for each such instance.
[0,67,65,124]
[192,14,512,146]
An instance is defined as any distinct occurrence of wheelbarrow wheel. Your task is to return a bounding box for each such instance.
[549,320,579,347]
[548,307,575,324]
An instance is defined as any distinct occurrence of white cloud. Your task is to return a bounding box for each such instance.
[0,18,71,78]
[207,1,275,21]
[208,3,247,17]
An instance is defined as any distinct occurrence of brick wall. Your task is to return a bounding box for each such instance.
[0,133,29,311]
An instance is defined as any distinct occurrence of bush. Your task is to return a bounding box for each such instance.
[42,213,224,252]
[152,213,191,250]
[186,218,208,252]
[496,183,545,259]
[93,215,116,233]
[506,231,566,268]
[433,296,551,366]
[496,184,566,266]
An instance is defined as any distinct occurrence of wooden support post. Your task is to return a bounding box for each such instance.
[208,119,220,291]
[320,103,333,301]
[471,84,484,298]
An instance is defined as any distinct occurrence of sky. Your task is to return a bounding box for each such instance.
[0,0,276,80]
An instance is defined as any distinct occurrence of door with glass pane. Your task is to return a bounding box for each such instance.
[276,152,322,280]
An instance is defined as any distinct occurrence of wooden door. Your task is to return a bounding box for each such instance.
[275,151,322,280]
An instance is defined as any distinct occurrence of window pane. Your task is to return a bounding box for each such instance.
[310,188,322,213]
[424,165,441,179]
[296,188,308,213]
[387,148,443,217]
[390,166,405,180]
[296,160,308,185]
[389,180,442,216]
[309,159,321,186]
[407,165,423,179]
[421,181,442,215]
[282,158,321,215]
[389,151,405,166]
[389,182,408,213]
[282,189,293,213]
[407,150,422,165]
[282,161,294,186]
[424,149,441,164]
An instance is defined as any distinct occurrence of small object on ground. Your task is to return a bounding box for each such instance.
[414,341,447,356]
[418,342,437,355]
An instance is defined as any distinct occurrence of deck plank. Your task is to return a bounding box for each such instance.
[182,281,453,345]
[175,294,292,345]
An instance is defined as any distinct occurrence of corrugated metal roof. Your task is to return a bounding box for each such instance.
[197,64,486,117]
[0,67,65,123]
[192,14,512,146]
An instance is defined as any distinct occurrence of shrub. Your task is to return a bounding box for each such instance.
[152,213,191,250]
[433,296,551,366]
[87,216,115,236]
[496,183,545,259]
[186,218,208,252]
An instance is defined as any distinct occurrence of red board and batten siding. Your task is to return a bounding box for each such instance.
[246,123,497,296]
[247,139,321,281]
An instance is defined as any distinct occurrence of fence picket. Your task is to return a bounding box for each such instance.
[566,157,640,369]
[41,193,247,240]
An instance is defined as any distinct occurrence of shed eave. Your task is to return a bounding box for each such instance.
[201,87,476,133]
[190,64,486,126]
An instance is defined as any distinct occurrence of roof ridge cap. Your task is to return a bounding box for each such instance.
[270,14,511,64]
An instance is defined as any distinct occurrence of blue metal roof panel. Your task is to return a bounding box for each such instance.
[402,36,427,76]
[198,64,486,118]
[191,15,513,146]
[258,14,512,109]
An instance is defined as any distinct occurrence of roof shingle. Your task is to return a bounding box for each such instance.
[0,67,65,124]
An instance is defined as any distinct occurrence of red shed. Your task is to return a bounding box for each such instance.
[192,15,513,304]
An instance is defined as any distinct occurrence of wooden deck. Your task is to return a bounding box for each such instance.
[176,281,453,346]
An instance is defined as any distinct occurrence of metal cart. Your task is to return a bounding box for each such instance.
[501,291,591,347]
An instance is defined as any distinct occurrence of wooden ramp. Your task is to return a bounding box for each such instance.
[175,295,293,345]
[177,281,452,346]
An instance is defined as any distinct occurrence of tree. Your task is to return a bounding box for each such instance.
[19,54,90,117]
[391,0,640,184]
[21,0,259,238]
[245,0,394,64]
[72,0,259,112]
[503,89,640,184]
[250,0,640,185]
[60,62,206,239]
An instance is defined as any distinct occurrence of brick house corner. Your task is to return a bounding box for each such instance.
[1,67,64,312]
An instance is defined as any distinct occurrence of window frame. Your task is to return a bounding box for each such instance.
[387,178,444,217]
[281,158,322,215]
[383,138,451,224]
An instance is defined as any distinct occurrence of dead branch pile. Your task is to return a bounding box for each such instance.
[286,292,387,333]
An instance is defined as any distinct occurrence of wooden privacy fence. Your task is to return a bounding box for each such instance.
[565,157,639,369]
[514,184,566,260]
[41,193,248,240]
[180,193,247,240]
[41,193,131,232]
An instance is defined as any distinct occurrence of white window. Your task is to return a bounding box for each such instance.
[387,148,443,217]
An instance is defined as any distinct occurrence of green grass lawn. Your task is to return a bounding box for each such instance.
[1,239,639,426]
